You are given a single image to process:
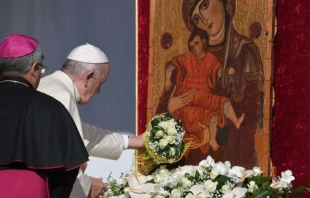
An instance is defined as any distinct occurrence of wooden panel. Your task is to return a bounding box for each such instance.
[140,0,276,175]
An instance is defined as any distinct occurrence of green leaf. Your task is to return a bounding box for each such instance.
[151,118,160,127]
[214,175,233,189]
[146,179,155,184]
[249,188,273,198]
[243,176,272,188]
[195,170,200,180]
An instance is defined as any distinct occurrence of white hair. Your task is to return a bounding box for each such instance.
[0,46,43,74]
[61,59,105,78]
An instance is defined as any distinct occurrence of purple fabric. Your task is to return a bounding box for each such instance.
[0,34,38,58]
[0,169,49,198]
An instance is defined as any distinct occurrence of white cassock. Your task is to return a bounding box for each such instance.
[37,70,128,198]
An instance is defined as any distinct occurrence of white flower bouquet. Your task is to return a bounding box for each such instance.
[136,113,189,175]
[103,155,310,198]
[144,113,188,163]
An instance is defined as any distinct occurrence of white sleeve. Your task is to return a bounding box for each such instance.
[82,122,124,160]
[69,169,91,198]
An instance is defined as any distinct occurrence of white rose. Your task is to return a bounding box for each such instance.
[195,166,204,176]
[171,188,182,198]
[228,166,245,178]
[159,139,169,149]
[210,168,220,180]
[158,121,169,130]
[204,180,218,192]
[199,155,215,168]
[253,167,263,176]
[155,130,164,138]
[181,177,192,189]
[159,175,177,187]
[212,162,228,176]
[154,174,163,183]
[221,184,232,194]
[165,135,176,144]
[167,126,177,136]
[123,187,130,195]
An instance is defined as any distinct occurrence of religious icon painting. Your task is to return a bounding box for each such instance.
[137,0,276,175]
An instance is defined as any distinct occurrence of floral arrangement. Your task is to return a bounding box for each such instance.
[144,113,187,163]
[102,155,310,198]
[136,113,189,175]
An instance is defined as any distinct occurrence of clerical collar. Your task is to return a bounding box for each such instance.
[0,76,33,89]
[53,71,81,102]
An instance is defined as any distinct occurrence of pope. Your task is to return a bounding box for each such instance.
[38,43,144,198]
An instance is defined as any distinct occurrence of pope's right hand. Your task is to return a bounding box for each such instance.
[167,89,197,114]
[88,177,107,198]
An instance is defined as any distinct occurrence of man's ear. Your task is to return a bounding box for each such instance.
[83,71,94,87]
[30,62,39,78]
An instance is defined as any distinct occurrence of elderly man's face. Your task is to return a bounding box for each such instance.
[191,0,225,36]
[78,63,109,105]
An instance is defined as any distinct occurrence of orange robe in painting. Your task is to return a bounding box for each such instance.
[170,52,229,151]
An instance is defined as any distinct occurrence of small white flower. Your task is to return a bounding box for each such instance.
[204,180,218,192]
[170,147,176,156]
[247,181,258,193]
[280,170,295,183]
[221,184,232,194]
[154,174,163,183]
[253,167,263,176]
[181,177,192,189]
[116,178,127,187]
[171,188,182,198]
[159,139,169,149]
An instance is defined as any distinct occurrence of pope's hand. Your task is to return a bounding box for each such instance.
[167,89,197,114]
[88,177,107,198]
[128,133,144,149]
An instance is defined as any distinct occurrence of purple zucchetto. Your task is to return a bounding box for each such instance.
[0,34,38,58]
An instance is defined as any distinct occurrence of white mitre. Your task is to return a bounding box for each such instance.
[67,43,108,63]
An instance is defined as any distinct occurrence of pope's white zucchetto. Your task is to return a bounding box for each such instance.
[67,43,108,64]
